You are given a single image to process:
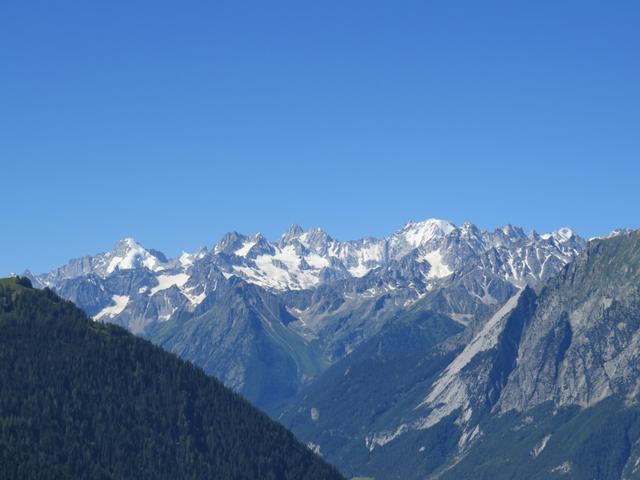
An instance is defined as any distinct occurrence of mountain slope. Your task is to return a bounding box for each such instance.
[278,230,640,479]
[0,277,343,480]
[277,309,464,477]
[146,278,326,410]
[497,231,640,412]
[437,398,640,480]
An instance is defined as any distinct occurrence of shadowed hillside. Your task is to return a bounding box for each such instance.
[0,277,344,480]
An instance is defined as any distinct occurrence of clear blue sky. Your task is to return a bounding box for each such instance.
[2,0,639,274]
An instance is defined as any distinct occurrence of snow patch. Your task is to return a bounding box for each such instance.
[342,242,385,277]
[94,295,129,320]
[458,425,481,450]
[186,290,207,306]
[531,434,551,458]
[365,424,409,451]
[420,249,452,279]
[551,461,572,474]
[541,227,575,243]
[180,284,207,306]
[150,273,189,295]
[348,264,372,277]
[179,252,194,267]
[305,253,330,269]
[158,307,177,322]
[235,239,257,257]
[233,244,325,290]
[307,442,321,455]
[310,407,320,422]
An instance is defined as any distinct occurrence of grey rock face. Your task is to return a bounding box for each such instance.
[391,231,638,451]
[498,231,640,412]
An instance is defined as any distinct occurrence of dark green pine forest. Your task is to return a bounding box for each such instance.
[0,277,344,480]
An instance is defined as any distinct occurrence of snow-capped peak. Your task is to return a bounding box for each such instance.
[31,218,592,301]
[540,227,575,244]
[490,224,527,248]
[399,219,456,247]
[280,224,305,244]
[106,238,166,274]
[297,228,334,254]
[179,247,207,268]
[117,237,139,248]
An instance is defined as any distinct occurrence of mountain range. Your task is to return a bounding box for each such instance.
[25,220,586,408]
[22,219,640,479]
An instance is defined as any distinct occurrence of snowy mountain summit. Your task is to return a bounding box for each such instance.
[27,219,585,332]
[32,219,581,289]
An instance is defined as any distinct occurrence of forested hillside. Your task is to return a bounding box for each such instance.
[0,277,343,480]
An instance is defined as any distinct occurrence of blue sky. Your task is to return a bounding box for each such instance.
[2,0,639,274]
